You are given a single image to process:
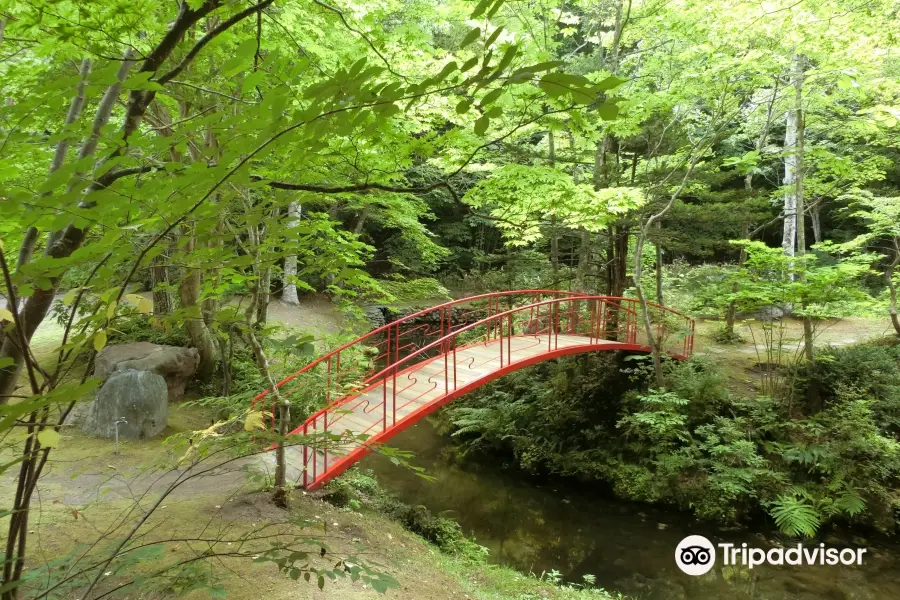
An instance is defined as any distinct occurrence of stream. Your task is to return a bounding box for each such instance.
[362,420,900,600]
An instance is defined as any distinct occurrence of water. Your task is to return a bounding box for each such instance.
[362,420,900,600]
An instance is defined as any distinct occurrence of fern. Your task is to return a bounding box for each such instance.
[770,494,821,537]
[450,407,497,437]
[834,490,866,517]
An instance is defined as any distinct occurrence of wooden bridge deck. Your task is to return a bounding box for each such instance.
[284,333,627,486]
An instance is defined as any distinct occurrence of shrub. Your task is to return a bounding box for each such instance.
[793,338,900,435]
[107,314,191,347]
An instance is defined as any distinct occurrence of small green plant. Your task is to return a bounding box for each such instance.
[712,326,746,344]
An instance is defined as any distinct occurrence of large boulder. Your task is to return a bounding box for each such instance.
[95,342,200,401]
[82,370,168,439]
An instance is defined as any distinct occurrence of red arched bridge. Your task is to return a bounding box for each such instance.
[252,291,694,490]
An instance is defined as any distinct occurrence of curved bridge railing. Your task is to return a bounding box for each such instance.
[251,290,583,426]
[251,292,694,489]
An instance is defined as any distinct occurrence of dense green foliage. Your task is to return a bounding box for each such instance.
[441,348,900,536]
[1,0,899,597]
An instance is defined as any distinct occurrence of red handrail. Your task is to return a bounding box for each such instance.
[250,290,585,415]
[269,294,694,489]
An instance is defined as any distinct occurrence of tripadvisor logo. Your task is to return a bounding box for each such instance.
[675,535,867,576]
[676,535,716,576]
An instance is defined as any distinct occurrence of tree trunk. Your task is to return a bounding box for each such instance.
[272,397,291,507]
[352,204,369,235]
[782,54,805,259]
[655,241,664,306]
[282,201,301,305]
[810,202,823,244]
[613,226,629,296]
[15,59,93,287]
[547,129,560,284]
[790,55,813,361]
[550,219,560,284]
[577,230,591,292]
[725,222,750,337]
[150,250,173,315]
[633,161,702,388]
[728,77,779,338]
[246,322,290,506]
[178,233,217,381]
[794,55,814,361]
[0,48,137,402]
[244,274,291,506]
[255,265,271,327]
[886,253,900,337]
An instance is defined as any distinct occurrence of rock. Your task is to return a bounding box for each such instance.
[752,304,793,321]
[361,305,387,329]
[62,400,93,427]
[95,342,199,400]
[82,370,168,439]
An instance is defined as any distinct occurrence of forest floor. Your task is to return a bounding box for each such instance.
[692,315,893,394]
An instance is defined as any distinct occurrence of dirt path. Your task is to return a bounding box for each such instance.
[265,295,346,335]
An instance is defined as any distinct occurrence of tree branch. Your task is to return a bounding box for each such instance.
[256,177,449,195]
[157,0,276,85]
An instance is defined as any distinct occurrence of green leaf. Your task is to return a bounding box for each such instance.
[37,429,60,448]
[0,457,25,477]
[486,0,505,18]
[484,27,504,48]
[596,102,619,120]
[474,115,490,136]
[493,45,518,72]
[480,88,504,106]
[520,60,565,73]
[0,357,15,369]
[595,75,628,91]
[242,70,266,94]
[460,27,481,48]
[94,330,107,352]
[223,39,260,76]
[62,288,79,306]
[770,495,821,537]
[435,61,459,83]
[0,308,13,322]
[456,99,472,114]
[538,72,594,102]
[471,0,493,18]
[460,56,479,72]
[317,575,325,590]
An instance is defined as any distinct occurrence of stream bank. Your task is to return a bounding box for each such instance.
[361,420,900,600]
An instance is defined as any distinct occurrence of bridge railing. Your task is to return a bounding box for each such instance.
[251,290,584,429]
[288,295,694,488]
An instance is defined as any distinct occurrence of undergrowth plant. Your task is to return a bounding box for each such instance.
[442,349,900,537]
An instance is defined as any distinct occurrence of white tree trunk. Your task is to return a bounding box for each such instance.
[782,54,804,257]
[281,201,301,306]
